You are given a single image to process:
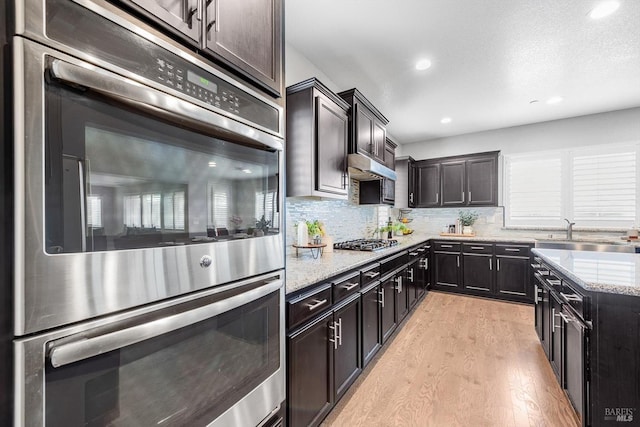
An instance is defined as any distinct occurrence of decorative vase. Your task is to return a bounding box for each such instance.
[463,226,473,235]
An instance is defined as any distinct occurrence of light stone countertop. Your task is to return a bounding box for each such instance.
[285,233,537,294]
[532,248,640,297]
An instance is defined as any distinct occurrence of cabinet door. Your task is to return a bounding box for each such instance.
[541,286,552,359]
[204,0,282,95]
[128,0,200,43]
[416,163,440,207]
[382,178,395,204]
[467,157,497,205]
[534,281,544,342]
[462,254,493,294]
[372,120,386,162]
[408,161,417,208]
[394,272,409,323]
[441,161,466,205]
[333,297,362,402]
[381,277,397,343]
[287,312,334,427]
[495,257,529,298]
[355,104,374,156]
[316,96,348,196]
[434,252,460,289]
[361,285,382,367]
[416,251,430,297]
[549,294,563,382]
[384,140,396,169]
[406,261,419,308]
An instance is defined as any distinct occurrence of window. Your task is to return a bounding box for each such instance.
[255,190,276,224]
[504,143,639,228]
[87,195,103,228]
[142,193,162,228]
[163,191,186,230]
[208,187,229,229]
[124,195,141,227]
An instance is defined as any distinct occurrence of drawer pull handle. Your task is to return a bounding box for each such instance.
[409,252,419,256]
[471,246,484,250]
[504,248,521,252]
[441,245,453,248]
[364,271,380,278]
[531,263,541,269]
[560,292,582,302]
[417,248,425,252]
[307,299,328,311]
[341,282,359,291]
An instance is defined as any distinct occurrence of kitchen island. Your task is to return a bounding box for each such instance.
[532,248,640,426]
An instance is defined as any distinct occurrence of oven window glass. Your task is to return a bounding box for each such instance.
[44,290,280,426]
[45,82,280,254]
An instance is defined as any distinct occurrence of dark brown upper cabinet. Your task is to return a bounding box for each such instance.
[414,151,499,208]
[286,78,350,199]
[394,157,415,208]
[384,138,397,169]
[119,0,283,97]
[337,89,389,163]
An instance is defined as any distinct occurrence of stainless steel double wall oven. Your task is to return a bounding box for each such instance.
[11,0,285,425]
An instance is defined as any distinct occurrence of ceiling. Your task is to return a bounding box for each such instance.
[285,0,640,144]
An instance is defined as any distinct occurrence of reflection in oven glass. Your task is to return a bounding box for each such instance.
[45,292,279,426]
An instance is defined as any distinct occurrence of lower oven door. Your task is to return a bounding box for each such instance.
[14,273,285,427]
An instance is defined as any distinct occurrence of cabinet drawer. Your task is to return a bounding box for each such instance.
[462,243,493,255]
[495,244,530,257]
[360,263,381,287]
[288,284,332,329]
[434,242,461,252]
[380,251,408,275]
[333,271,361,303]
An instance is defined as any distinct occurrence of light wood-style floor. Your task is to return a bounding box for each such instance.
[322,292,580,427]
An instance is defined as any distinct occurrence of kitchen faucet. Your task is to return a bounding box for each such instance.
[564,218,575,240]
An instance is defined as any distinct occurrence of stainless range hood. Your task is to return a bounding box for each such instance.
[348,153,397,181]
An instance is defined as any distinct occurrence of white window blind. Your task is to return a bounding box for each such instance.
[87,195,103,228]
[505,154,562,225]
[573,151,636,224]
[123,195,141,227]
[142,193,162,228]
[163,191,186,230]
[208,188,228,229]
[255,190,276,224]
[504,143,640,228]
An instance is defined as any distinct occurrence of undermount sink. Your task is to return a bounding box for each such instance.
[535,240,637,253]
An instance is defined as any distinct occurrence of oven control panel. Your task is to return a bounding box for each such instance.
[155,58,242,116]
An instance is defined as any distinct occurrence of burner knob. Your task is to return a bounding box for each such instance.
[200,255,213,268]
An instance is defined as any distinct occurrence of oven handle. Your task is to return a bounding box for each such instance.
[49,279,282,368]
[48,59,284,152]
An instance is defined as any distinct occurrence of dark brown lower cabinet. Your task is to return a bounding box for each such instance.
[380,274,397,343]
[333,295,362,402]
[406,259,419,308]
[395,269,409,323]
[434,252,460,289]
[549,292,563,382]
[462,254,493,293]
[360,282,382,368]
[287,294,362,427]
[495,256,529,298]
[287,311,333,427]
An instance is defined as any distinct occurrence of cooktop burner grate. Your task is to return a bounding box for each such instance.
[333,239,398,251]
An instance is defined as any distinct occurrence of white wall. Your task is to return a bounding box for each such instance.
[397,107,640,159]
[285,42,340,91]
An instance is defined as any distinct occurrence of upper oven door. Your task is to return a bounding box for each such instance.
[13,37,285,336]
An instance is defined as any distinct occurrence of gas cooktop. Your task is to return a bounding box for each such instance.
[333,239,398,251]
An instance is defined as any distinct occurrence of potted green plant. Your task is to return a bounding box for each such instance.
[459,210,479,235]
[254,215,271,237]
[306,220,324,244]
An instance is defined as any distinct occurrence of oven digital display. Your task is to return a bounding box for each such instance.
[187,70,218,93]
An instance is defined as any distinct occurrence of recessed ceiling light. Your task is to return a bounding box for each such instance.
[529,99,539,104]
[440,117,452,124]
[415,59,432,71]
[208,161,217,167]
[242,168,252,174]
[546,96,564,105]
[589,1,620,19]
